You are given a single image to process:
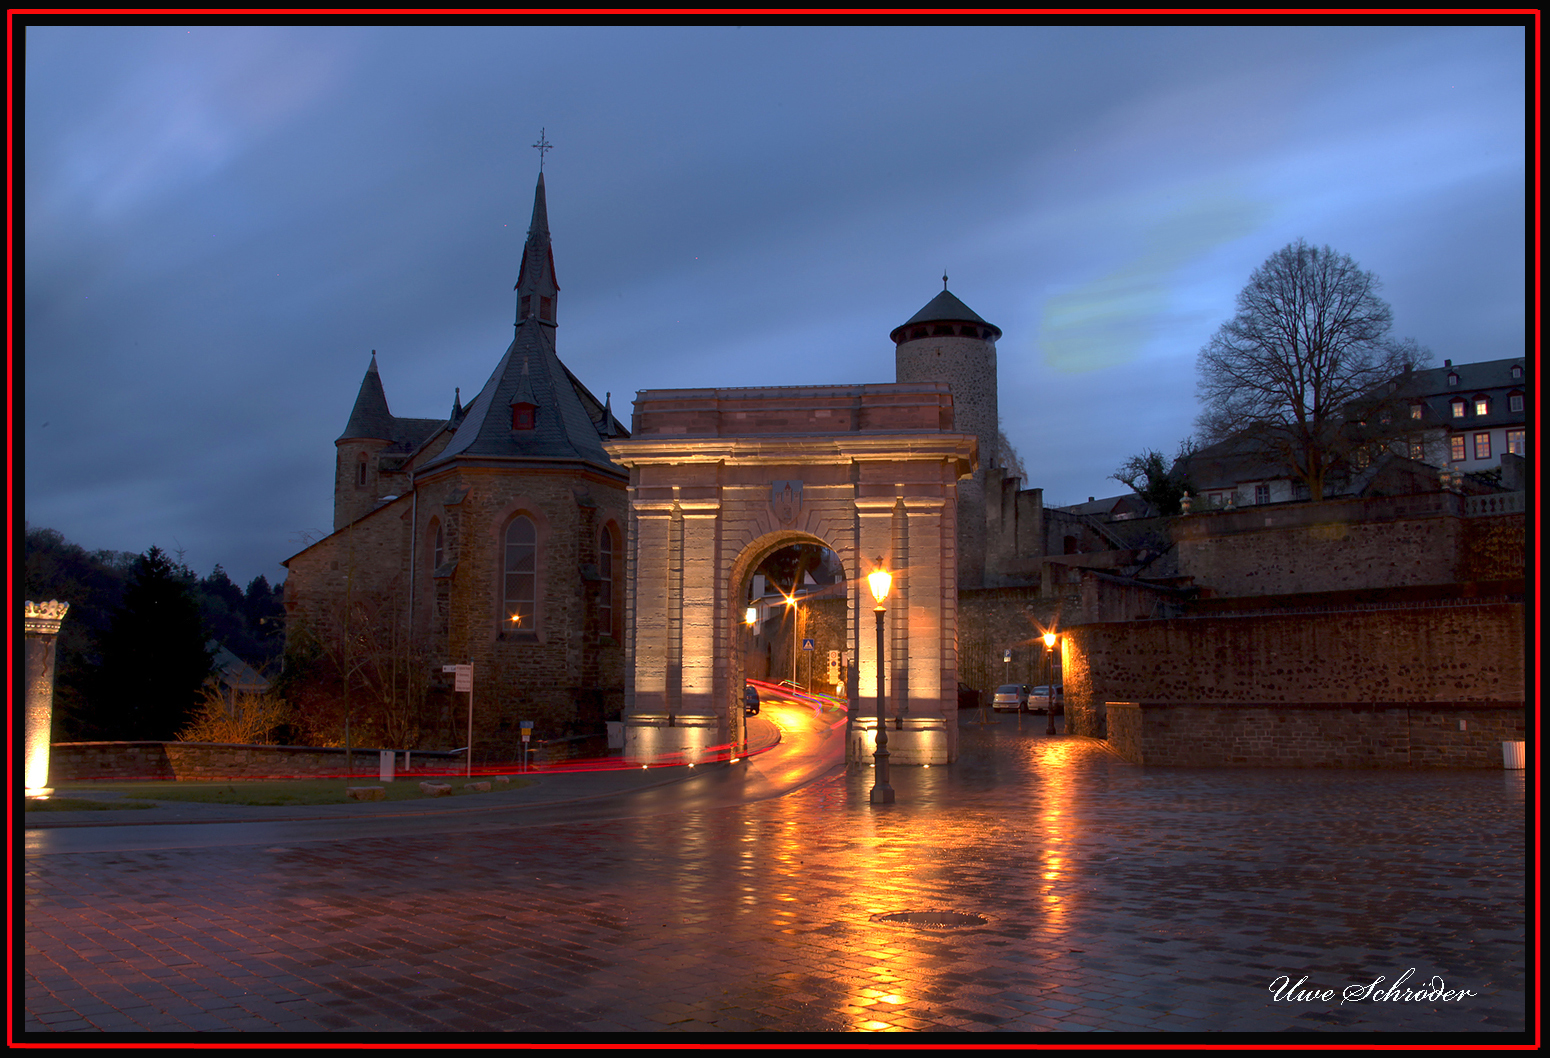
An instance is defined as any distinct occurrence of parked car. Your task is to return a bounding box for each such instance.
[1029,685,1064,714]
[743,683,760,716]
[992,684,1029,712]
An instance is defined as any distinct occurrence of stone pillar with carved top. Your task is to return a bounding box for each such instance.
[24,601,70,797]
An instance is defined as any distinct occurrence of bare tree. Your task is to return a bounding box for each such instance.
[1196,240,1426,501]
[1112,437,1196,516]
[996,420,1028,483]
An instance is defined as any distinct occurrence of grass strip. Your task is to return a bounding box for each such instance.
[25,797,154,812]
[51,777,535,807]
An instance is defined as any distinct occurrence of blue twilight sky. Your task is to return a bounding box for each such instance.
[21,22,1529,588]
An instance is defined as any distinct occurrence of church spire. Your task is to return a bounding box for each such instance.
[514,167,559,328]
[338,350,395,441]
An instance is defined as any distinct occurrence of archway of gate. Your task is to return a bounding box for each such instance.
[603,382,977,767]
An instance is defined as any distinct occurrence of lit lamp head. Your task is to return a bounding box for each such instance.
[744,605,758,627]
[867,557,892,608]
[1042,631,1056,648]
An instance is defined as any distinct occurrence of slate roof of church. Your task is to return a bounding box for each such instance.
[419,171,627,475]
[420,320,626,472]
[338,353,448,452]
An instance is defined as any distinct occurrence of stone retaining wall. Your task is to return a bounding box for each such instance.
[1105,702,1525,768]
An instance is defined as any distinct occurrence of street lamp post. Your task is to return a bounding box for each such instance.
[785,590,799,687]
[741,604,758,760]
[867,557,894,805]
[1043,631,1057,736]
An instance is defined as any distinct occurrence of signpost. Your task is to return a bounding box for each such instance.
[520,720,533,772]
[802,637,815,693]
[443,664,474,776]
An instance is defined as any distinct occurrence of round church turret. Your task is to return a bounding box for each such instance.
[892,284,1001,588]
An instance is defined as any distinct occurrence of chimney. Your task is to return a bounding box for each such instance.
[1444,359,1452,367]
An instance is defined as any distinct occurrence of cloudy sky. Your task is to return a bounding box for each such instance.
[22,22,1528,588]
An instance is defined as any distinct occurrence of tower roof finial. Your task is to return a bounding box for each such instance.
[532,127,554,173]
[943,269,949,291]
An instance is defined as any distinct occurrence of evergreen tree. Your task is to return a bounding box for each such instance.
[243,574,286,666]
[93,546,215,739]
[24,525,134,738]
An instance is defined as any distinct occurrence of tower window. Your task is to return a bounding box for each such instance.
[520,295,531,318]
[911,327,928,339]
[539,296,552,319]
[512,404,536,430]
[357,455,367,487]
[933,324,955,336]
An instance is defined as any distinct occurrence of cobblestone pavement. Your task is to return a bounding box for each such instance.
[18,716,1529,1039]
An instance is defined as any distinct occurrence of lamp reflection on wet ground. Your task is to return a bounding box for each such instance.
[22,713,1525,1034]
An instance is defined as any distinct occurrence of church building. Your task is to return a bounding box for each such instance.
[282,172,630,756]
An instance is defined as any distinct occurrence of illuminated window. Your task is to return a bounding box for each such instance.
[1450,399,1466,419]
[503,516,537,631]
[598,524,613,640]
[1507,429,1525,456]
[1409,439,1425,460]
[1474,432,1491,460]
[1410,404,1424,420]
[1450,436,1466,462]
[1474,397,1490,416]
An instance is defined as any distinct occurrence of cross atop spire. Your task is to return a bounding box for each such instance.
[532,127,554,172]
[943,270,949,291]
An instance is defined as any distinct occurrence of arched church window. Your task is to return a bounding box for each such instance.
[598,524,613,640]
[357,454,368,487]
[504,516,537,632]
[431,519,444,570]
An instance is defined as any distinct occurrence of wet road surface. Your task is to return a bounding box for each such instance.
[19,703,1528,1037]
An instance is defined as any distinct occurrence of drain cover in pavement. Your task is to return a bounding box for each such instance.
[871,910,988,930]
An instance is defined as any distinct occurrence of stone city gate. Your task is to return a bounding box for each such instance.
[604,383,976,766]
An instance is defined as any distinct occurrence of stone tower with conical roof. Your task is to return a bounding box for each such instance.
[891,284,1003,587]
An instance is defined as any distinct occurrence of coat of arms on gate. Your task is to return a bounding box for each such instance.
[770,480,803,525]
